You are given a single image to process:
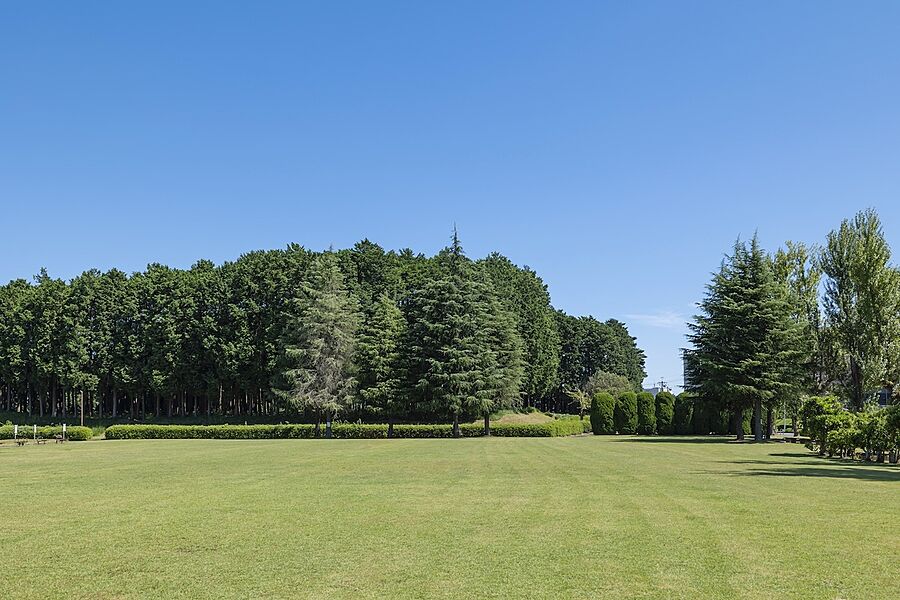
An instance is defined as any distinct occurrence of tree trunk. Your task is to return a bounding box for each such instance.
[850,357,863,410]
[387,419,394,439]
[752,399,763,441]
[732,409,744,441]
[325,414,332,439]
[452,413,460,438]
[484,413,490,437]
[765,405,774,439]
[315,412,321,438]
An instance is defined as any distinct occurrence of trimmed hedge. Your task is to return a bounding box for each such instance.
[104,424,316,440]
[615,391,638,434]
[104,420,586,440]
[636,391,656,435]
[590,392,615,435]
[490,419,585,437]
[0,424,93,441]
[655,391,676,435]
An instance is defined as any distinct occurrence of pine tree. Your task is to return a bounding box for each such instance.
[402,229,523,435]
[686,236,806,441]
[276,252,359,436]
[356,292,406,432]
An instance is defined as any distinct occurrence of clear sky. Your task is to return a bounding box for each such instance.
[3,1,900,387]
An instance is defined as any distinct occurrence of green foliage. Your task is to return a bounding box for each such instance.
[489,419,584,437]
[103,421,584,439]
[673,393,694,435]
[590,392,615,435]
[554,313,645,403]
[583,370,634,399]
[480,253,560,403]
[820,209,900,408]
[356,292,405,419]
[685,235,808,440]
[401,232,523,431]
[614,391,638,434]
[636,391,656,434]
[0,232,644,426]
[0,424,92,441]
[800,395,843,450]
[654,391,676,435]
[104,424,317,440]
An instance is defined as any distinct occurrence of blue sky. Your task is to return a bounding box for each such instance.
[3,1,900,387]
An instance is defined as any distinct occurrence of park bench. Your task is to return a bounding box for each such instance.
[15,439,26,446]
[36,437,47,445]
[54,434,65,444]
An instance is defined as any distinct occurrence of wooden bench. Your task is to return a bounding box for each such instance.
[54,434,65,444]
[15,439,26,446]
[36,437,47,445]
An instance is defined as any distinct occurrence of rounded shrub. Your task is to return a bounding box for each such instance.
[654,391,676,435]
[636,391,657,435]
[614,391,638,434]
[590,392,615,435]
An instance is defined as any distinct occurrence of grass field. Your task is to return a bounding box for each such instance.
[1,437,897,599]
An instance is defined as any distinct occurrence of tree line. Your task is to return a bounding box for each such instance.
[685,208,900,445]
[0,232,646,429]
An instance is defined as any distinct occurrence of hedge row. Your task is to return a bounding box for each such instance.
[0,424,93,441]
[104,424,317,440]
[104,420,588,440]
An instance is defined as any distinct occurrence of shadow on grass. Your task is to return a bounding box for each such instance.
[609,436,734,444]
[710,463,900,482]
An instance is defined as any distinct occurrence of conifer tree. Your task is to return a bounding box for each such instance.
[403,229,523,435]
[276,252,359,436]
[356,292,406,433]
[686,236,806,440]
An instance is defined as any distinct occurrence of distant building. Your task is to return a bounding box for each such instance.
[642,382,672,398]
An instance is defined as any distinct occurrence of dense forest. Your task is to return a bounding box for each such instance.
[0,232,646,426]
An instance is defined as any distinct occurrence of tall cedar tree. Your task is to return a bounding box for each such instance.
[480,253,560,405]
[276,253,359,435]
[686,236,806,440]
[402,231,523,435]
[356,292,406,429]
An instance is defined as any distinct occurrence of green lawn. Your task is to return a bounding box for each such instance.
[1,437,897,599]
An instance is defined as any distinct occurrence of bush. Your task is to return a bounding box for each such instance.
[104,424,316,440]
[331,424,388,439]
[583,370,634,398]
[636,391,657,435]
[0,424,93,441]
[614,391,638,434]
[590,392,615,435]
[654,391,676,435]
[673,393,693,434]
[104,421,585,440]
[800,396,842,452]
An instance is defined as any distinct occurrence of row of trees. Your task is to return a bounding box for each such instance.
[685,208,900,442]
[0,232,646,428]
[589,390,677,436]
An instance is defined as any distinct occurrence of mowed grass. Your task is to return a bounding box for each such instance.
[1,437,897,599]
